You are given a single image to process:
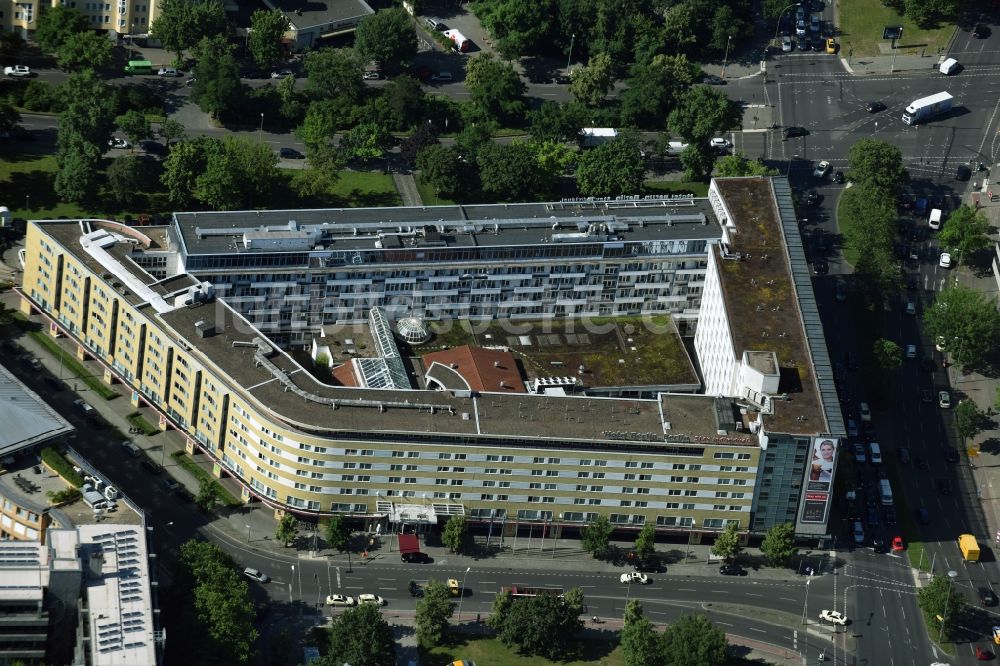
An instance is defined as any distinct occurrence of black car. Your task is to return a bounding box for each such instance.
[141,459,163,475]
[701,74,726,85]
[866,507,880,527]
[634,559,666,573]
[885,507,897,525]
[916,506,931,524]
[401,551,432,564]
[833,170,845,184]
[980,587,999,606]
[920,357,936,373]
[866,101,886,113]
[719,564,747,576]
[278,147,304,159]
[915,455,929,470]
[783,126,808,139]
[872,536,887,553]
[809,36,824,51]
[944,447,960,463]
[812,258,828,275]
[972,23,990,39]
[937,478,951,494]
[139,140,167,155]
[956,164,971,181]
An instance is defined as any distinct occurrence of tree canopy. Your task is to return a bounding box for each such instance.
[955,400,986,440]
[760,522,797,567]
[248,9,290,72]
[847,138,908,195]
[916,575,965,641]
[305,48,364,103]
[319,603,396,666]
[191,35,243,120]
[576,135,645,197]
[276,513,297,547]
[661,614,728,665]
[417,145,463,198]
[709,522,742,562]
[57,31,113,72]
[569,53,615,107]
[938,205,991,264]
[715,153,778,177]
[354,8,417,73]
[477,142,542,200]
[441,515,469,553]
[151,0,229,61]
[465,53,527,124]
[668,86,742,143]
[634,523,656,561]
[619,54,700,129]
[923,285,1000,369]
[35,6,89,54]
[581,514,613,556]
[493,589,584,659]
[324,515,350,551]
[415,579,454,647]
[477,0,555,59]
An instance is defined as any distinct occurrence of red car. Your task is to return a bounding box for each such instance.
[976,646,993,660]
[892,537,905,552]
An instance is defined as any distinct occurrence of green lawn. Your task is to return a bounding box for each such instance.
[171,451,242,508]
[423,637,624,666]
[644,180,710,197]
[415,178,458,206]
[839,0,956,57]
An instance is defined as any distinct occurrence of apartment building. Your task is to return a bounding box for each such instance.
[17,180,842,539]
[2,0,157,39]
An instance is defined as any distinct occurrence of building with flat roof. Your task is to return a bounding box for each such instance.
[16,180,842,540]
[262,0,373,50]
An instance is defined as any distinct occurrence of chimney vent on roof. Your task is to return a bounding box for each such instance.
[194,320,215,338]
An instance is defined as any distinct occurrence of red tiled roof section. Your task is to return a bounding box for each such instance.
[422,346,526,393]
[330,362,360,387]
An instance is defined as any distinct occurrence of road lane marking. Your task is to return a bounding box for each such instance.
[678,588,696,591]
[780,597,796,602]
[746,593,762,597]
[749,627,766,633]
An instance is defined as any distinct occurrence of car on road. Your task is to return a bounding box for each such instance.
[783,126,808,139]
[937,478,951,494]
[701,74,726,85]
[898,447,910,463]
[825,38,836,53]
[796,20,807,36]
[905,344,917,359]
[812,258,828,275]
[804,192,820,207]
[108,137,131,149]
[277,147,303,159]
[852,521,865,544]
[859,402,871,422]
[972,23,990,39]
[270,69,294,78]
[847,418,859,438]
[20,355,41,371]
[362,71,381,80]
[891,536,905,551]
[243,567,270,583]
[976,646,993,660]
[935,336,946,351]
[915,455,928,470]
[358,593,386,606]
[885,507,897,525]
[866,507,879,527]
[813,160,831,178]
[920,388,933,403]
[980,588,999,606]
[956,164,971,181]
[819,609,848,625]
[620,572,649,584]
[634,559,666,573]
[866,101,886,113]
[326,594,355,606]
[121,440,141,457]
[809,14,821,32]
[185,77,196,85]
[939,390,951,408]
[719,564,747,576]
[939,252,952,268]
[3,65,30,77]
[782,35,793,52]
[709,137,731,152]
[139,140,167,155]
[430,72,453,82]
[157,67,180,77]
[162,478,180,492]
[905,301,916,315]
[944,447,960,463]
[916,506,931,524]
[832,170,844,184]
[401,551,432,564]
[74,399,95,416]
[141,459,162,475]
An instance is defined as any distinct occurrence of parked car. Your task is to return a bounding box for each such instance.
[709,137,731,152]
[859,402,871,422]
[139,140,167,155]
[141,459,162,475]
[620,572,649,584]
[905,344,917,359]
[326,594,355,606]
[243,567,270,583]
[278,147,303,159]
[401,551,432,564]
[782,35,793,52]
[74,399,95,416]
[3,65,31,77]
[885,507,897,525]
[939,252,952,268]
[157,67,180,77]
[944,447,960,463]
[719,564,747,576]
[121,440,141,457]
[980,587,998,606]
[916,506,931,524]
[852,521,865,544]
[357,593,386,606]
[898,447,910,463]
[270,69,294,79]
[430,72,453,82]
[363,71,382,80]
[108,137,132,149]
[939,391,951,408]
[162,478,180,492]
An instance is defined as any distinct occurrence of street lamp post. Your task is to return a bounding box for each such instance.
[940,570,958,641]
[456,566,471,621]
[315,573,320,608]
[245,523,251,543]
[722,35,733,79]
[258,113,264,143]
[802,578,811,625]
[567,33,575,71]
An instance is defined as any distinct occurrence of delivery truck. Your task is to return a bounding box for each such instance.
[902,91,953,125]
[959,533,980,561]
[579,128,618,148]
[443,29,471,52]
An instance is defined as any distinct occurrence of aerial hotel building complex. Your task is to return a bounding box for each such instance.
[17,177,845,540]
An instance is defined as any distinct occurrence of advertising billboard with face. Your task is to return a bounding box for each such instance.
[800,437,839,525]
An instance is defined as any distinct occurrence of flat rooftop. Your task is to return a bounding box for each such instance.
[264,0,373,31]
[172,198,719,258]
[712,178,829,435]
[0,363,74,457]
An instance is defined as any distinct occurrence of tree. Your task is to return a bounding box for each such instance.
[417,145,462,197]
[339,122,391,164]
[454,121,498,162]
[495,591,583,659]
[938,205,991,264]
[715,153,778,177]
[569,53,614,107]
[106,155,157,206]
[633,523,656,561]
[191,35,244,120]
[382,76,425,131]
[662,3,699,53]
[324,515,350,551]
[465,53,527,123]
[923,285,1000,369]
[276,512,297,547]
[955,400,986,440]
[194,136,279,209]
[916,575,965,641]
[661,614,728,665]
[305,48,363,102]
[58,70,117,150]
[679,143,717,181]
[34,5,89,53]
[668,86,741,143]
[248,9,289,72]
[159,118,187,146]
[294,143,344,198]
[415,579,455,648]
[116,110,152,148]
[623,599,644,627]
[161,138,208,206]
[477,0,555,59]
[840,183,898,304]
[0,101,21,135]
[872,338,902,372]
[710,522,742,562]
[321,603,396,666]
[297,100,340,150]
[152,0,229,62]
[621,616,665,666]
[581,514,613,557]
[620,54,700,129]
[847,138,908,196]
[441,515,468,554]
[195,477,219,512]
[760,522,797,567]
[576,136,645,197]
[57,31,113,71]
[477,142,542,200]
[400,123,439,167]
[54,147,98,203]
[487,588,513,632]
[354,7,417,73]
[532,139,577,189]
[528,101,585,143]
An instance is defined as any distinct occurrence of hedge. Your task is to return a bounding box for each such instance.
[40,447,84,487]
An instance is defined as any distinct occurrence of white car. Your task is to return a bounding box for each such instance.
[363,71,381,80]
[905,344,917,359]
[157,67,180,77]
[813,160,831,178]
[781,35,793,52]
[271,69,294,79]
[819,609,848,625]
[709,137,731,152]
[325,594,355,606]
[935,336,946,352]
[939,391,951,408]
[859,402,871,422]
[357,593,386,606]
[108,137,131,149]
[430,72,453,82]
[620,572,649,584]
[242,567,269,583]
[3,65,30,77]
[939,252,952,268]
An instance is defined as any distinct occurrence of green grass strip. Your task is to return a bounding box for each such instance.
[41,447,84,487]
[28,331,117,400]
[171,451,242,508]
[126,411,159,436]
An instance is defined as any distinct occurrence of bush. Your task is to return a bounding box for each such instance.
[40,447,84,487]
[21,80,63,112]
[114,84,166,116]
[47,487,82,505]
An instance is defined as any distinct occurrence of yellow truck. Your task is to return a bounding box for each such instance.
[959,534,980,561]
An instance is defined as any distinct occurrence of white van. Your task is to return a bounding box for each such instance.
[879,478,893,506]
[869,442,882,464]
[929,208,942,230]
[939,58,959,75]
